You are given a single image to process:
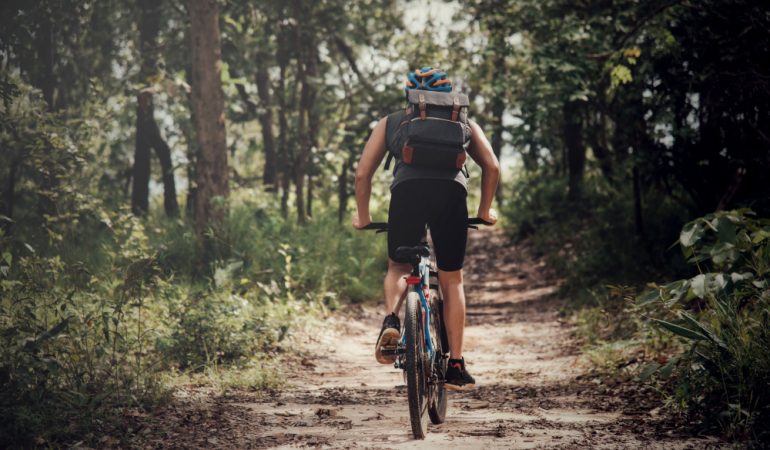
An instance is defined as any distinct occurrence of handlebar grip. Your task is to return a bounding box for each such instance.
[361,222,388,232]
[468,217,493,228]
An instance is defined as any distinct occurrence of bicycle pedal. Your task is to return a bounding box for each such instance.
[380,347,404,356]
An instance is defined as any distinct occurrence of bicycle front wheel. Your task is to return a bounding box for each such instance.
[404,291,428,439]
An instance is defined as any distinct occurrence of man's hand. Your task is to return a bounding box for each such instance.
[477,207,498,225]
[352,213,372,230]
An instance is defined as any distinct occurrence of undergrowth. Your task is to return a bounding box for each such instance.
[0,200,385,447]
[502,167,690,306]
[0,78,387,447]
[503,169,770,443]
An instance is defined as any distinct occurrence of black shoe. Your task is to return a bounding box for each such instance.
[445,357,476,390]
[375,313,401,364]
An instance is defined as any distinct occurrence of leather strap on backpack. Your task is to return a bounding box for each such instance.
[418,93,427,120]
[451,96,461,121]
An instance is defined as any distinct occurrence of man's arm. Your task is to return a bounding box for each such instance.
[467,119,501,224]
[353,117,389,229]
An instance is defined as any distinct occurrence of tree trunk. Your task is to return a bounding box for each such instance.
[633,165,644,236]
[255,53,277,189]
[588,110,614,183]
[337,159,349,224]
[1,158,17,235]
[276,27,291,218]
[563,100,586,201]
[188,0,229,238]
[488,29,506,202]
[306,172,313,218]
[306,89,319,220]
[490,92,504,202]
[294,98,307,224]
[132,0,178,216]
[132,92,152,215]
[35,13,55,110]
[133,90,180,216]
[147,106,179,215]
[293,3,317,225]
[138,0,161,81]
[184,70,198,217]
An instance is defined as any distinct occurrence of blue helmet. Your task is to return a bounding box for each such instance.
[405,67,452,93]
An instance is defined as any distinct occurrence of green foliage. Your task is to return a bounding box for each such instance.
[0,214,166,446]
[637,210,770,440]
[2,0,767,445]
[0,78,387,447]
[502,167,689,303]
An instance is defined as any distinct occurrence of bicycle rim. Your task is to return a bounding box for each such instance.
[405,292,428,439]
[428,297,448,424]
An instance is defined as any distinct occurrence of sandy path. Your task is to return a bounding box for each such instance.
[132,230,725,449]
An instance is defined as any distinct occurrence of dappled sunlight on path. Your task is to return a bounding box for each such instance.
[131,230,725,449]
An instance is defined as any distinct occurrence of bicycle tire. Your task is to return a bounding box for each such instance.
[428,296,448,424]
[405,291,428,439]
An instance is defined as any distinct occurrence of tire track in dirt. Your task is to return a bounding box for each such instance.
[132,230,725,449]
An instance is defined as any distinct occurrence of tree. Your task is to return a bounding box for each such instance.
[188,0,229,238]
[131,0,179,217]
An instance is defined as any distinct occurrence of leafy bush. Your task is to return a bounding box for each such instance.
[503,168,689,304]
[0,79,387,447]
[637,209,770,440]
[0,215,167,446]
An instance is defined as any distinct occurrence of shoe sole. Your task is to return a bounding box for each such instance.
[445,382,476,391]
[375,328,400,364]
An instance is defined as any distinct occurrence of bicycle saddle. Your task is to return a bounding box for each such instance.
[395,245,431,264]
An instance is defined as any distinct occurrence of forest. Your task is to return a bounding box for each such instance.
[1,0,769,447]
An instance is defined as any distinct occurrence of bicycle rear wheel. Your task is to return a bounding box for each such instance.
[428,297,448,424]
[404,291,428,439]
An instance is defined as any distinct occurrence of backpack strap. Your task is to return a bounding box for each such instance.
[451,96,461,121]
[418,93,427,120]
[383,111,406,172]
[384,152,394,170]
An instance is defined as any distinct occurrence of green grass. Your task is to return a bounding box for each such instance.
[0,188,387,447]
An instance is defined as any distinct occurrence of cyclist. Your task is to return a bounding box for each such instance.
[352,67,500,390]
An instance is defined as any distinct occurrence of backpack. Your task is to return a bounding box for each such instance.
[384,89,471,172]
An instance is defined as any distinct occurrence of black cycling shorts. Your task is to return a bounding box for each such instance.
[387,179,468,272]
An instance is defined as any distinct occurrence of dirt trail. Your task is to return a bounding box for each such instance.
[133,230,725,449]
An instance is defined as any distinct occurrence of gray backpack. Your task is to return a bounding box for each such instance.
[384,90,471,172]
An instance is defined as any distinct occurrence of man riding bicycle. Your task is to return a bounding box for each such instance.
[352,67,500,390]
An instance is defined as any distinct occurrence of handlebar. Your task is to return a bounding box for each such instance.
[360,222,389,233]
[467,217,494,228]
[358,218,494,232]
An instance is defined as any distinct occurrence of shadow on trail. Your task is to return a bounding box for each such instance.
[126,230,724,449]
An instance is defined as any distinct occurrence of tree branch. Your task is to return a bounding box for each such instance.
[586,0,683,60]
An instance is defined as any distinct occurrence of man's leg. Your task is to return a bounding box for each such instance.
[375,258,412,364]
[439,268,475,389]
[427,182,474,389]
[438,269,465,359]
[377,181,425,364]
[384,258,412,314]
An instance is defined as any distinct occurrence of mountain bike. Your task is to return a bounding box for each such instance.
[362,217,489,439]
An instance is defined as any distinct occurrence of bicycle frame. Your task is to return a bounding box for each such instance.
[360,217,490,438]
